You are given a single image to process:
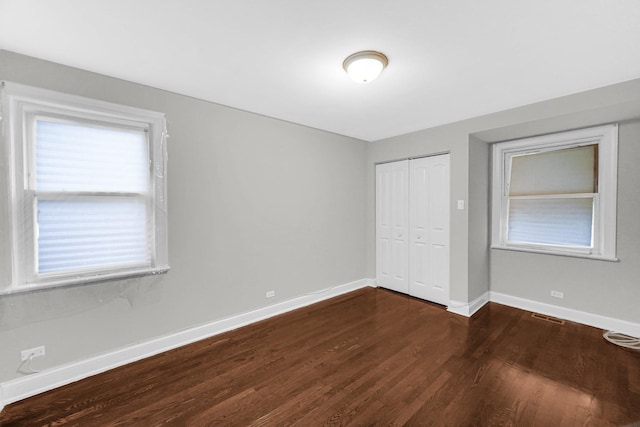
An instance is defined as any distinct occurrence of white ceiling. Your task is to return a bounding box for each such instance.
[1,1,640,142]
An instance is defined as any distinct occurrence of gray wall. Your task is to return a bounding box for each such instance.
[467,137,490,301]
[0,50,368,382]
[366,78,640,324]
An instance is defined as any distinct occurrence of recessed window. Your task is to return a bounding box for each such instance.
[0,82,170,294]
[491,124,618,260]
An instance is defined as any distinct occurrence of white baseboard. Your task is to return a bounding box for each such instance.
[447,291,490,317]
[490,291,640,337]
[447,290,640,338]
[0,278,376,408]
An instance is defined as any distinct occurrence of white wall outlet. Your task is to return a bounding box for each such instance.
[266,290,275,299]
[550,290,564,299]
[21,345,45,361]
[457,200,465,210]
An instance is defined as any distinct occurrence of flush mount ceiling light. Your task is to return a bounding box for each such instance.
[343,51,388,84]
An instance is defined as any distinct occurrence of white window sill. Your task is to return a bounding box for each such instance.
[490,245,618,262]
[0,266,170,296]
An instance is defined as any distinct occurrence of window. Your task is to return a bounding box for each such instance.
[491,124,618,260]
[0,82,169,294]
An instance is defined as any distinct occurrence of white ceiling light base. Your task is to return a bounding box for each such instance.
[343,51,389,84]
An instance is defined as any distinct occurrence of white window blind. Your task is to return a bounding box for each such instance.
[37,199,150,273]
[507,198,594,246]
[35,120,149,192]
[508,146,596,196]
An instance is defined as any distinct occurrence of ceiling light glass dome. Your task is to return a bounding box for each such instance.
[343,51,388,84]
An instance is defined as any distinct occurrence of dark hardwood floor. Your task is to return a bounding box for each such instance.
[1,287,639,426]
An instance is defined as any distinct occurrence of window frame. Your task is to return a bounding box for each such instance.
[491,124,618,261]
[0,81,170,294]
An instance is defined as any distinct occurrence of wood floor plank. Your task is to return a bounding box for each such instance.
[1,287,639,426]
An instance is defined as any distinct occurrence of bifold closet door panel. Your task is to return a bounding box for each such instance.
[409,155,450,305]
[375,160,409,294]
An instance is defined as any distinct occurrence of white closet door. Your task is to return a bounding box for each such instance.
[376,160,409,294]
[409,155,450,305]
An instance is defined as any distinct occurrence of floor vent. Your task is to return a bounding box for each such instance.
[531,312,565,325]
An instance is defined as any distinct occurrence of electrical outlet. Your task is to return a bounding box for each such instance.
[550,290,564,299]
[266,290,275,299]
[21,346,45,361]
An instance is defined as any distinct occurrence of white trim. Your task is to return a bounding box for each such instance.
[446,290,640,336]
[0,278,375,408]
[490,291,640,338]
[490,245,619,262]
[447,291,490,317]
[0,81,170,295]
